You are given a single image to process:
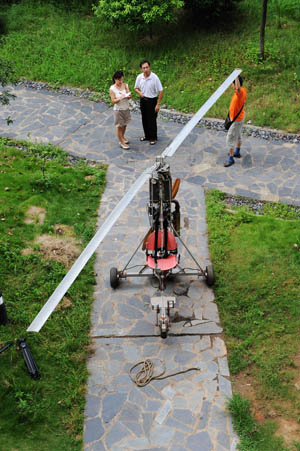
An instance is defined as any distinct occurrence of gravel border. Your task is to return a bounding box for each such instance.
[17,79,300,145]
[223,194,300,217]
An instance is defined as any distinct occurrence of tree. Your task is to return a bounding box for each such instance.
[184,0,238,23]
[0,57,17,125]
[93,0,184,39]
[259,0,268,60]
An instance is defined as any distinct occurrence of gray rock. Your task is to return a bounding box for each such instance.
[84,417,105,443]
[186,431,213,450]
[165,416,194,433]
[217,431,231,449]
[85,395,101,418]
[218,375,233,398]
[102,393,127,423]
[150,424,175,447]
[105,422,130,448]
[118,303,144,319]
[198,400,211,429]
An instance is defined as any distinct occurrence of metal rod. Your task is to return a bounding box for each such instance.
[122,235,147,272]
[171,225,205,274]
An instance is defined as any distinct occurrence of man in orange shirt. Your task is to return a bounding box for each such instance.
[224,75,247,167]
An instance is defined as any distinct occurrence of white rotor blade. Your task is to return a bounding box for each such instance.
[27,162,157,332]
[27,69,241,333]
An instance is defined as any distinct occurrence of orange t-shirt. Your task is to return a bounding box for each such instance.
[229,86,247,121]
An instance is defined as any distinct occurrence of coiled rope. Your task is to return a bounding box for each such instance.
[129,358,200,387]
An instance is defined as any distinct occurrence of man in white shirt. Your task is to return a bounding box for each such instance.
[134,60,163,145]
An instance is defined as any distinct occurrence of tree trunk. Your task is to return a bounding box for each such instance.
[259,0,268,60]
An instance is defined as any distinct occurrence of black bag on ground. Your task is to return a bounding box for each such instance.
[224,104,244,131]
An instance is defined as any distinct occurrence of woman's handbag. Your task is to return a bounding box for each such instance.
[224,104,244,131]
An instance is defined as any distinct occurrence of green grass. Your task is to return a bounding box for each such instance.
[0,0,300,131]
[0,139,106,451]
[206,190,300,449]
[229,393,288,450]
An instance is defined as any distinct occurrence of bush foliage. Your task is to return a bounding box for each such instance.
[93,0,184,36]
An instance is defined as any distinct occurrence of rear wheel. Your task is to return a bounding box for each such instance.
[205,264,214,287]
[110,267,119,289]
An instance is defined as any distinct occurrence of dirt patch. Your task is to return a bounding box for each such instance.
[233,368,300,445]
[54,296,73,311]
[54,224,76,237]
[21,247,34,256]
[21,224,81,267]
[276,418,300,444]
[35,231,81,268]
[84,175,95,181]
[233,371,270,422]
[24,206,46,225]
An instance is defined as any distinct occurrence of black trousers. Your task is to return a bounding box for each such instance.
[140,97,158,141]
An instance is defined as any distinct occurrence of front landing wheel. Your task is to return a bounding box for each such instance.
[160,329,167,339]
[110,267,119,289]
[205,264,214,287]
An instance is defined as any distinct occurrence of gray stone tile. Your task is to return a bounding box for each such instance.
[129,386,148,405]
[173,397,187,409]
[186,431,213,450]
[140,385,164,400]
[150,424,175,447]
[174,351,196,364]
[118,303,144,319]
[88,440,106,451]
[155,400,172,424]
[85,395,101,418]
[198,400,211,429]
[217,431,231,449]
[143,412,154,436]
[165,416,194,433]
[172,409,196,425]
[218,375,233,398]
[84,417,105,443]
[102,393,127,423]
[209,404,228,431]
[119,437,150,449]
[121,420,143,436]
[218,357,230,377]
[147,400,162,412]
[105,422,130,448]
[119,401,142,421]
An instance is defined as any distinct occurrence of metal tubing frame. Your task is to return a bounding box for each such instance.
[121,234,148,272]
[171,225,206,276]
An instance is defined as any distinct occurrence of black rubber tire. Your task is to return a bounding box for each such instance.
[161,330,167,339]
[110,267,119,289]
[205,264,214,287]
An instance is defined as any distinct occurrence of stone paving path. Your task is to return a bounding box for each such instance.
[1,86,300,450]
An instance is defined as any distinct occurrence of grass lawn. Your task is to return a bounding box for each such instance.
[0,0,300,132]
[206,190,300,450]
[0,138,106,450]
